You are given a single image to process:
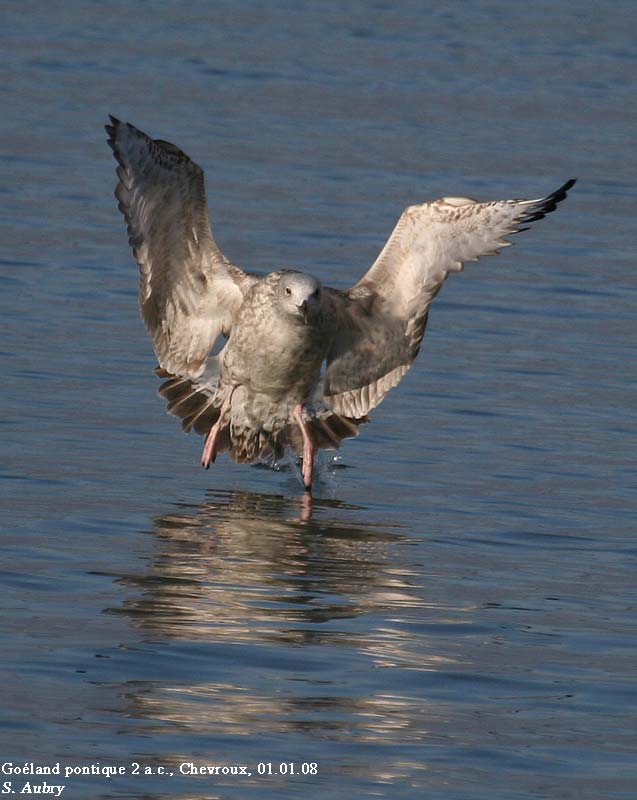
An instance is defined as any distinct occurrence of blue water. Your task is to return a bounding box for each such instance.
[1,2,636,798]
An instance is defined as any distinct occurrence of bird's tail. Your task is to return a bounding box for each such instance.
[156,366,222,435]
[155,367,367,464]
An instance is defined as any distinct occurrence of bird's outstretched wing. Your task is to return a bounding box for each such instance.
[324,179,576,418]
[106,116,255,378]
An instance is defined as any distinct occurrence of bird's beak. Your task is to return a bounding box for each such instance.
[298,300,309,324]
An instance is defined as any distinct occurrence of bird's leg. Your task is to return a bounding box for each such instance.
[201,395,232,469]
[201,423,221,469]
[294,403,315,491]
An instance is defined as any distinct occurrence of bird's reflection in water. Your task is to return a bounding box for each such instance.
[117,489,424,644]
[109,490,454,759]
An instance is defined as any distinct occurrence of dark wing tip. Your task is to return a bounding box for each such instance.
[105,114,120,137]
[546,178,577,205]
[105,115,146,150]
[105,115,123,154]
[520,178,577,224]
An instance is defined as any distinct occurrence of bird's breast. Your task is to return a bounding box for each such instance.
[221,313,331,400]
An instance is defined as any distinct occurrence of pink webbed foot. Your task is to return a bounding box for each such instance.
[294,403,316,492]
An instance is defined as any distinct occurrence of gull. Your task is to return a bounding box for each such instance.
[106,116,575,491]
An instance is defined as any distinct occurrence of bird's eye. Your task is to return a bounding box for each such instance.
[285,287,292,296]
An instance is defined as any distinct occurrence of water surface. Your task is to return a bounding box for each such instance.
[1,2,636,798]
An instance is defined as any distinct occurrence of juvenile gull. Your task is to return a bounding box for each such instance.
[106,116,575,490]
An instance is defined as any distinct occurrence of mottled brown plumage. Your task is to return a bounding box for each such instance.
[107,116,575,489]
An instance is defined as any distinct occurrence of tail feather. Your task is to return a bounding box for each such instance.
[159,376,192,405]
[155,368,367,463]
[182,396,220,435]
[283,412,368,454]
[157,371,220,434]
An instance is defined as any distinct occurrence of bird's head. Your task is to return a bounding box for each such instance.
[276,271,323,324]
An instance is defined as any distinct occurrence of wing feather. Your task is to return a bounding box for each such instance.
[325,180,576,417]
[106,116,255,378]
